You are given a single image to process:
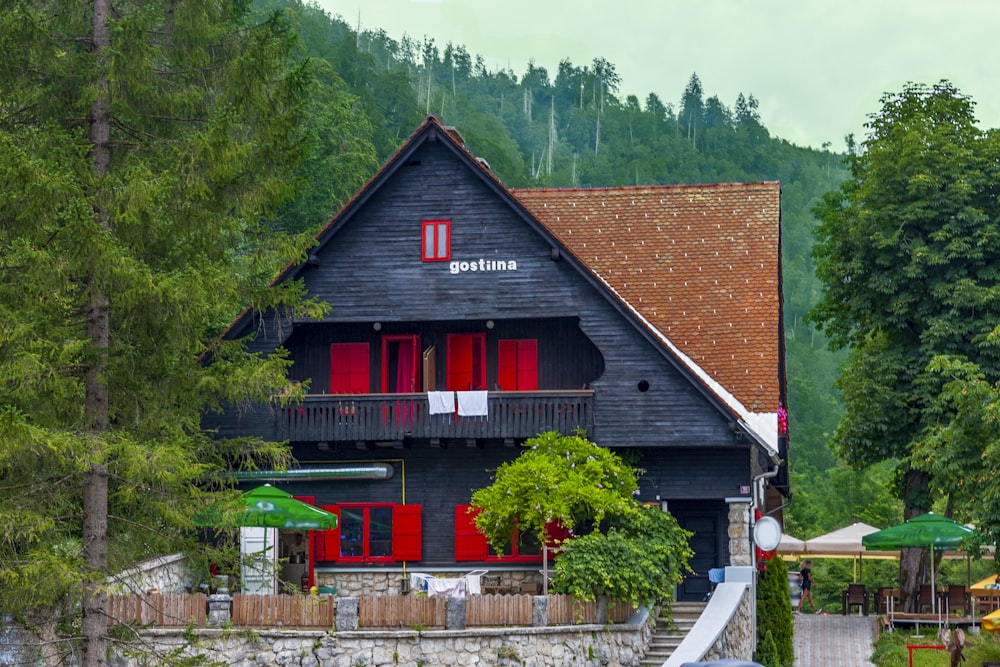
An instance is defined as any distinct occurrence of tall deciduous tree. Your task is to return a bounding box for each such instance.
[0,1,327,664]
[808,81,1000,610]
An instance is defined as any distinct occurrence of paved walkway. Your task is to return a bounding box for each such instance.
[793,613,877,666]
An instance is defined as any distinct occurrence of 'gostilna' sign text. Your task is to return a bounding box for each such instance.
[449,259,519,275]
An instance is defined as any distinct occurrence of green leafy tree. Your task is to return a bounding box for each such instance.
[470,431,640,551]
[0,1,325,664]
[470,432,692,610]
[549,504,693,610]
[808,81,1000,609]
[912,356,1000,559]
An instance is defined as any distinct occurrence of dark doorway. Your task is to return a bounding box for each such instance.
[671,500,729,602]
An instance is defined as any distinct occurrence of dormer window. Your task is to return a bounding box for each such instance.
[422,219,450,261]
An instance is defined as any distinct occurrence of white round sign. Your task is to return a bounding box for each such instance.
[753,515,783,551]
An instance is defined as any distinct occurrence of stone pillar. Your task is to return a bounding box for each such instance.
[445,596,466,629]
[726,498,752,567]
[335,597,359,631]
[207,592,232,627]
[531,595,548,627]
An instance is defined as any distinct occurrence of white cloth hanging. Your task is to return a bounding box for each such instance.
[427,391,455,415]
[457,391,488,417]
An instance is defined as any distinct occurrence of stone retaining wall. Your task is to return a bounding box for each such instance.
[110,622,652,667]
[107,553,194,594]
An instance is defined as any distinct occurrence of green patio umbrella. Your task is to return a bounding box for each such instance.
[194,484,339,531]
[862,512,975,614]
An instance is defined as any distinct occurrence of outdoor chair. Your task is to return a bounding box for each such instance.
[917,584,937,613]
[841,583,869,616]
[875,587,898,615]
[946,584,969,615]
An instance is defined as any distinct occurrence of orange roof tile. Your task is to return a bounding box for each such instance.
[512,183,782,419]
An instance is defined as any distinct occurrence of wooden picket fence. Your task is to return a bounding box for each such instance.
[465,593,534,626]
[358,594,447,628]
[107,593,207,628]
[106,592,633,630]
[546,596,634,625]
[231,593,335,628]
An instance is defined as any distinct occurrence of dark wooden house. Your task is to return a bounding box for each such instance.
[204,116,788,601]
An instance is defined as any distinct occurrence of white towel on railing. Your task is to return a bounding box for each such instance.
[427,391,455,415]
[457,391,488,417]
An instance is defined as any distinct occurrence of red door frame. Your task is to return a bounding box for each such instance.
[380,334,421,393]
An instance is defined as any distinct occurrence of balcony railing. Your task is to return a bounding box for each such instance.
[276,390,594,443]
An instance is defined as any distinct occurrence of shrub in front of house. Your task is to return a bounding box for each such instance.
[755,556,794,667]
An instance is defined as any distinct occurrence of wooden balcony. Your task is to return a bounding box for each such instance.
[276,390,594,443]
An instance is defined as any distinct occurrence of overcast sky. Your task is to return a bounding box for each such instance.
[315,0,1000,151]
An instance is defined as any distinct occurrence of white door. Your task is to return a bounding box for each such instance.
[240,526,277,594]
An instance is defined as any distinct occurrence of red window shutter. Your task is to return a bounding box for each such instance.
[519,339,538,390]
[446,334,473,391]
[454,505,488,561]
[498,339,538,390]
[317,504,340,562]
[392,505,422,561]
[544,519,571,557]
[498,340,517,390]
[330,343,369,394]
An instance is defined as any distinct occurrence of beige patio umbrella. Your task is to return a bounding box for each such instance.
[776,532,806,559]
[803,522,899,580]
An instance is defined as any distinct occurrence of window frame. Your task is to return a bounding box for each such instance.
[317,503,422,563]
[421,219,451,262]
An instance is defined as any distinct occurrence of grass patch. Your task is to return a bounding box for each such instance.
[872,626,1000,666]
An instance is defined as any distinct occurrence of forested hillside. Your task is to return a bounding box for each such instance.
[259,0,886,534]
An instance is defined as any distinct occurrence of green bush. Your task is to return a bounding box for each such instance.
[755,557,794,667]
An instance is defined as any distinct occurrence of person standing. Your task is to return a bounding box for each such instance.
[796,560,818,613]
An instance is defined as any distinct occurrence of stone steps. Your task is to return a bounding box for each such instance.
[641,601,707,667]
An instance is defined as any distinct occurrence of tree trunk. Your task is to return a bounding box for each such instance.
[898,469,931,613]
[82,1,111,665]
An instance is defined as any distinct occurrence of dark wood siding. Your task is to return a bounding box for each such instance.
[228,140,741,449]
[276,442,749,566]
[288,444,526,566]
[635,448,751,500]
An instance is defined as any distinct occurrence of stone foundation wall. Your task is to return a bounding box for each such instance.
[314,569,541,597]
[110,623,651,667]
[107,553,195,594]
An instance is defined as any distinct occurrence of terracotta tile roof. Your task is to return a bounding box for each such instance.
[512,183,782,423]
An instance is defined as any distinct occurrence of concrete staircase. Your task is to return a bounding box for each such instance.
[641,601,708,667]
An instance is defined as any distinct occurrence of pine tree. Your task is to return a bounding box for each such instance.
[0,2,324,664]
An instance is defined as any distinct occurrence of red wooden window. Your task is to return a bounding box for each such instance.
[421,219,450,261]
[317,504,421,563]
[454,504,565,562]
[330,343,370,394]
[380,334,421,393]
[498,339,538,390]
[446,333,485,391]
